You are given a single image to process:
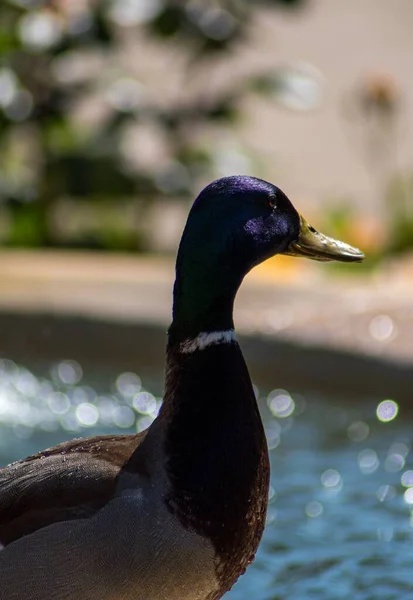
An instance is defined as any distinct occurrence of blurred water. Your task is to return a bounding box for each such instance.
[1,358,412,600]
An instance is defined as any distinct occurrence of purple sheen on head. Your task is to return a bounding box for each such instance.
[193,175,276,208]
[244,217,273,244]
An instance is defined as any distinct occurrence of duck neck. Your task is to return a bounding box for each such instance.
[168,267,242,345]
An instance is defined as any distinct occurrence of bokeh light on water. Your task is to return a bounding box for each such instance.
[377,399,399,422]
[1,358,413,599]
[0,358,160,448]
[267,388,295,418]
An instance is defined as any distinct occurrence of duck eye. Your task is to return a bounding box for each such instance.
[268,197,277,209]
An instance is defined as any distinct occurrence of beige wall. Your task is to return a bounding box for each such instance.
[119,0,413,217]
[239,0,413,214]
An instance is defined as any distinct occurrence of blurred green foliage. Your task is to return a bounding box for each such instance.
[385,171,413,255]
[322,169,413,272]
[0,0,306,250]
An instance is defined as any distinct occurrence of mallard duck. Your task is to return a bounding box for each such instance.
[0,176,363,600]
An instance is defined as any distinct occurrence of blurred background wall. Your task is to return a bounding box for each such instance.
[1,0,412,257]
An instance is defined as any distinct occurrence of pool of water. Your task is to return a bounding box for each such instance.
[0,358,412,600]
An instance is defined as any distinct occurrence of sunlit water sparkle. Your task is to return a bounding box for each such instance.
[1,358,413,600]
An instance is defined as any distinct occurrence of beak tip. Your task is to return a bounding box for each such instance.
[346,247,365,263]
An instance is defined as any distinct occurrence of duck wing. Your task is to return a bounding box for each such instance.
[0,432,146,547]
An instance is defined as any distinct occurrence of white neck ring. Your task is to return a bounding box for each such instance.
[180,330,237,354]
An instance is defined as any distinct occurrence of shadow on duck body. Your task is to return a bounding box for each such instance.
[0,176,363,600]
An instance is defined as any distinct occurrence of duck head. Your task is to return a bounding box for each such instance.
[171,175,363,339]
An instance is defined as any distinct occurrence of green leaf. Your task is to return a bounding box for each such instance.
[149,7,183,38]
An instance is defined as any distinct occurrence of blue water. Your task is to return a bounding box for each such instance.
[1,358,412,599]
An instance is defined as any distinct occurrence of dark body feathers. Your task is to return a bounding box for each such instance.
[0,343,269,599]
[0,432,147,546]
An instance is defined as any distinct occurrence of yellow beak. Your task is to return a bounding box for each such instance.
[282,214,364,263]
